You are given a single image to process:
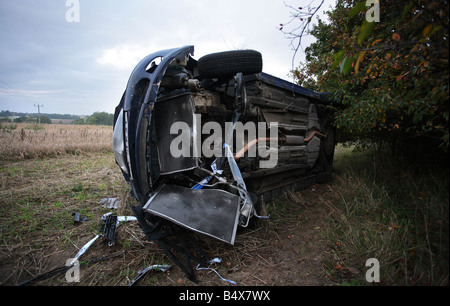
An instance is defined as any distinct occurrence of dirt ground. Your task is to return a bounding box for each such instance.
[118,183,333,287]
[173,186,332,286]
[0,152,334,286]
[81,185,332,287]
[182,185,331,286]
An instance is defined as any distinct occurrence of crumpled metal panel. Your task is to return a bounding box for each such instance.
[143,185,241,245]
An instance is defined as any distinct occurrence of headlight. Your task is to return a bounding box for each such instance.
[112,109,129,175]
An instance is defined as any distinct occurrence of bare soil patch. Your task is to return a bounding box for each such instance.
[154,184,332,286]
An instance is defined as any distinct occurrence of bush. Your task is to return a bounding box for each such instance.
[85,112,114,126]
[291,0,449,159]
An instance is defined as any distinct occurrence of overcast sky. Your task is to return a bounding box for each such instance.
[0,0,334,116]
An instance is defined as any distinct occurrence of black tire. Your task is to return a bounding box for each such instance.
[198,50,263,79]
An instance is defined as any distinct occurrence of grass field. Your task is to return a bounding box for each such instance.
[0,124,448,286]
[0,123,112,160]
[324,146,449,285]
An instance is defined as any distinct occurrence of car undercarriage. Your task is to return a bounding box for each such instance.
[113,45,336,281]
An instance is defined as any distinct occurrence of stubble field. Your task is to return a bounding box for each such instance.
[0,123,112,160]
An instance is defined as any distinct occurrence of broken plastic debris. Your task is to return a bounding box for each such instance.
[69,234,100,265]
[68,214,138,264]
[73,211,88,225]
[101,213,138,246]
[101,213,118,246]
[196,257,236,285]
[99,198,122,209]
[210,257,222,264]
[117,215,137,223]
[127,264,172,286]
[102,212,137,227]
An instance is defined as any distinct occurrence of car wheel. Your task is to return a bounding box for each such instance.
[198,50,263,79]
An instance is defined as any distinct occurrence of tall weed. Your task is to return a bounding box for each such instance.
[325,146,449,285]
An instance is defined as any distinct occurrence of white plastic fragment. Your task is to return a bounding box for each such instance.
[127,264,172,286]
[69,234,100,265]
[117,216,137,223]
[196,257,236,285]
[209,257,222,264]
[99,198,122,209]
[140,264,172,274]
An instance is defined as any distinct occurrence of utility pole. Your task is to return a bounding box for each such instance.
[34,104,43,124]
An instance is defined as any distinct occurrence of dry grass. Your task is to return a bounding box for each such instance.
[0,123,112,161]
[0,150,160,286]
[1,125,447,286]
[324,145,449,285]
[0,150,274,286]
[0,123,280,286]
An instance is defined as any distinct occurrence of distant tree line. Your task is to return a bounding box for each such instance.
[0,110,114,126]
[0,110,80,120]
[0,114,52,124]
[73,112,114,126]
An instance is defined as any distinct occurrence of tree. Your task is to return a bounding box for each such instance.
[85,112,114,126]
[72,118,86,125]
[0,110,13,117]
[39,115,52,124]
[14,116,27,123]
[286,0,449,157]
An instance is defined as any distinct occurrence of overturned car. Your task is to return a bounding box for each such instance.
[113,45,335,280]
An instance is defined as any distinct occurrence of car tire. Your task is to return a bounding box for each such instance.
[198,50,263,79]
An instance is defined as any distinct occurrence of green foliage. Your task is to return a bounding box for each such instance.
[0,109,115,126]
[39,115,52,124]
[85,112,114,126]
[13,116,28,123]
[72,118,86,125]
[294,0,449,153]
